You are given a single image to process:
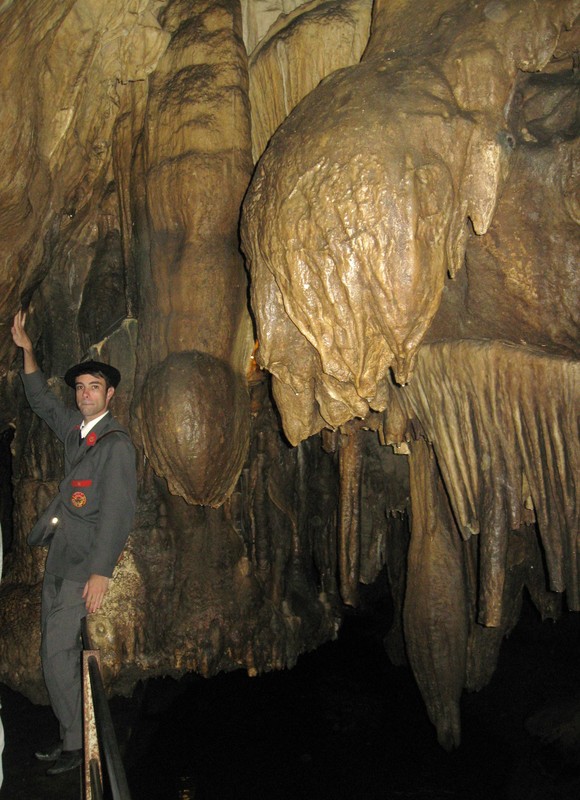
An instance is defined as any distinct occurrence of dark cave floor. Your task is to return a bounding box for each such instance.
[1,589,580,800]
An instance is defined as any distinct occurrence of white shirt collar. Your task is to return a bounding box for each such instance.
[80,410,110,438]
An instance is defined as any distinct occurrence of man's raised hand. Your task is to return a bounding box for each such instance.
[11,310,38,373]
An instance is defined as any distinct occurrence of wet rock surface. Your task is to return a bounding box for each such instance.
[1,591,579,800]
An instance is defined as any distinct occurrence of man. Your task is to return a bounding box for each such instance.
[11,310,137,776]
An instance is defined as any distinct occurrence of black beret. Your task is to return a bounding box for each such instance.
[64,360,121,388]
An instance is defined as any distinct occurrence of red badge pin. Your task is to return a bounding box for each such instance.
[86,432,97,447]
[71,491,87,508]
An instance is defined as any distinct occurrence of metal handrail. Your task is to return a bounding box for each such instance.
[90,758,104,800]
[81,617,132,800]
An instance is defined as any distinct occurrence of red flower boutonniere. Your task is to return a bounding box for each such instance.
[86,432,97,447]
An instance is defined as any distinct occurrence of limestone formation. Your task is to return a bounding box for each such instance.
[0,0,578,754]
[241,0,579,747]
[133,0,254,505]
[242,0,577,440]
[248,0,373,161]
[0,0,170,371]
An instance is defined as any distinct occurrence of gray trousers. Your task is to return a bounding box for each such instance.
[41,573,86,751]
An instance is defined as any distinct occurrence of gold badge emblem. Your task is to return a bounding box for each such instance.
[71,491,87,508]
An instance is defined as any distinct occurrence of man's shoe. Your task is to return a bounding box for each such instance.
[46,749,83,775]
[34,740,63,761]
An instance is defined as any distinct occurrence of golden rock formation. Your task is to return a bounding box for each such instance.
[242,0,577,441]
[0,0,578,753]
[241,0,579,747]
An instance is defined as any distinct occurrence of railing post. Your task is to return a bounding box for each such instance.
[83,647,103,799]
[81,616,131,800]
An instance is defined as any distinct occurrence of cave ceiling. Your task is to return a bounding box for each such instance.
[0,0,578,750]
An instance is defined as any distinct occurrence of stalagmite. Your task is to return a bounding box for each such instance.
[134,0,254,505]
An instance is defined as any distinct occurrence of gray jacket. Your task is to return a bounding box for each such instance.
[22,370,137,582]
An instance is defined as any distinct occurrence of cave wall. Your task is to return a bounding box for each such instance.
[0,0,578,750]
[0,0,373,703]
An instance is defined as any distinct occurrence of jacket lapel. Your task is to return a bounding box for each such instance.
[70,414,117,465]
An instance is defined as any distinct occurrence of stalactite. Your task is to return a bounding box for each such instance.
[390,342,579,621]
[248,0,372,162]
[247,431,274,583]
[404,437,469,751]
[338,430,363,606]
[464,524,561,693]
[358,426,409,585]
[111,81,149,320]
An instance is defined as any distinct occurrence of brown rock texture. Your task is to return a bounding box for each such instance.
[0,0,169,370]
[386,341,577,745]
[0,0,578,754]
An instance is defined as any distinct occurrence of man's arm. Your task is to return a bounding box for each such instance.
[11,310,39,373]
[12,310,79,441]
